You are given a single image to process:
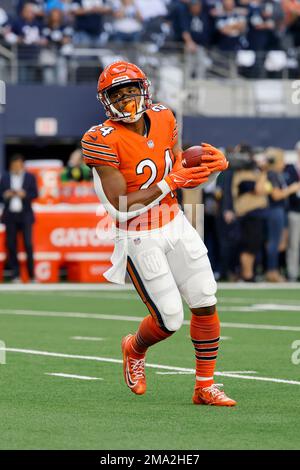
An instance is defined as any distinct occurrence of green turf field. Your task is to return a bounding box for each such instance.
[0,286,300,450]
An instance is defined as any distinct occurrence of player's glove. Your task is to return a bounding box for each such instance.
[164,163,210,191]
[200,142,229,172]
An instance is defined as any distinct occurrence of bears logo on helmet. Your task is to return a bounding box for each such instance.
[97,61,152,123]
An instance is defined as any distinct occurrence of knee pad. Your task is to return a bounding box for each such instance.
[182,271,217,309]
[160,296,184,332]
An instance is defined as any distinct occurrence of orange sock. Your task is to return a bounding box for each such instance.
[129,315,173,358]
[190,311,220,388]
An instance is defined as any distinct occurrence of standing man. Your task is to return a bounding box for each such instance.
[0,154,38,282]
[285,141,300,281]
[82,61,236,406]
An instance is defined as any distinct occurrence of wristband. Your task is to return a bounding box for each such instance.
[157,179,172,196]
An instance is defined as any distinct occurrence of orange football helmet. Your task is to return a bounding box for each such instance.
[97,61,152,123]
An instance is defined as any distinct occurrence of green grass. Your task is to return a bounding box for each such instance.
[0,288,300,449]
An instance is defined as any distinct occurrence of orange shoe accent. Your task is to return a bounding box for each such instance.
[121,334,146,395]
[192,383,237,407]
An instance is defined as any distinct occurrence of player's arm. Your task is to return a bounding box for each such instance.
[94,165,163,211]
[93,162,209,221]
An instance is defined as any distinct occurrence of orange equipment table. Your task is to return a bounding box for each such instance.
[0,203,114,283]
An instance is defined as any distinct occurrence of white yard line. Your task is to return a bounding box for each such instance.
[156,370,257,376]
[20,291,139,301]
[156,372,194,375]
[0,284,136,292]
[13,291,300,308]
[219,297,300,306]
[219,370,257,374]
[45,372,103,381]
[5,347,300,386]
[222,305,300,312]
[0,309,142,322]
[220,322,300,331]
[0,282,300,292]
[60,292,138,300]
[1,309,300,331]
[71,336,106,342]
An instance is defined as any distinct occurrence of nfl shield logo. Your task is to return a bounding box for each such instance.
[134,238,141,245]
[147,140,154,148]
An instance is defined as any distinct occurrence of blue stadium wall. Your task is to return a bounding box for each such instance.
[0,85,299,170]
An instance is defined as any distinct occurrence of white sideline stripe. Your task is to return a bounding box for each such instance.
[0,284,136,292]
[219,297,300,306]
[59,292,138,300]
[45,373,103,381]
[19,293,300,309]
[220,322,300,332]
[222,305,300,312]
[219,370,257,374]
[156,372,193,375]
[17,291,300,305]
[156,370,257,376]
[1,309,300,332]
[5,348,300,386]
[0,282,300,291]
[214,373,300,386]
[0,309,142,322]
[71,336,105,341]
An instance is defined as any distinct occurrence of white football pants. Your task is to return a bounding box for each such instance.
[125,212,217,332]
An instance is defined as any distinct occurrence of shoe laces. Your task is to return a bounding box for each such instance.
[129,358,145,380]
[202,383,225,398]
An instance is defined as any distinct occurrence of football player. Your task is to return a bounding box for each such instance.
[81,61,236,406]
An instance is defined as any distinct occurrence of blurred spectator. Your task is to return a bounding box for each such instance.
[171,0,213,78]
[61,149,91,182]
[16,0,45,18]
[172,0,212,47]
[217,157,240,280]
[0,154,38,283]
[134,0,170,45]
[265,147,300,282]
[6,2,47,83]
[215,0,247,51]
[0,7,9,41]
[8,3,45,45]
[203,174,222,278]
[231,149,269,281]
[111,0,143,43]
[41,8,73,84]
[247,0,281,51]
[71,0,112,46]
[284,141,300,281]
[135,0,168,21]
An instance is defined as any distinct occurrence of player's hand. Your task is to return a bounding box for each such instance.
[164,165,210,191]
[200,142,229,172]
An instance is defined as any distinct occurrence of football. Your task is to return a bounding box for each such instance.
[182,145,204,168]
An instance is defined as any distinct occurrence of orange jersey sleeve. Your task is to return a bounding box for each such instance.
[81,125,120,169]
